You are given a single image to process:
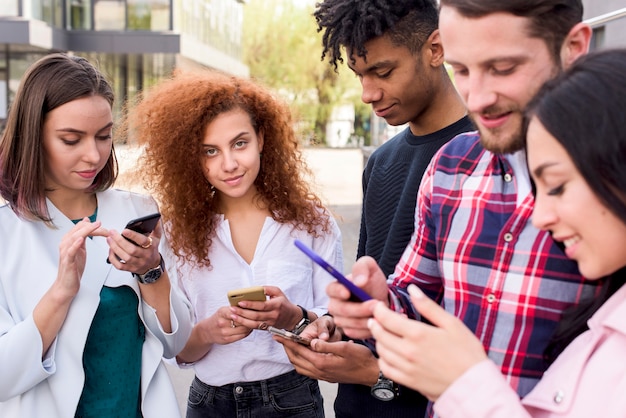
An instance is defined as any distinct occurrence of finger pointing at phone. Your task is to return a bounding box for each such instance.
[327,256,388,340]
[369,285,487,401]
[58,219,108,294]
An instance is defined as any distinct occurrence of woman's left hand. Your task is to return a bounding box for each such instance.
[106,220,162,274]
[229,285,302,331]
[368,284,487,402]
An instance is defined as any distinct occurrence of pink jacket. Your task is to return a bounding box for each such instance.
[435,284,626,417]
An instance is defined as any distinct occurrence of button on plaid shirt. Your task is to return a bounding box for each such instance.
[387,132,598,397]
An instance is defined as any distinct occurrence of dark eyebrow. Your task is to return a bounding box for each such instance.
[201,131,250,148]
[445,56,526,68]
[55,122,113,135]
[97,122,114,134]
[532,162,558,179]
[348,60,395,75]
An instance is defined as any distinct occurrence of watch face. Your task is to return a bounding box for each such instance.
[293,318,311,335]
[143,269,161,283]
[372,387,395,401]
[136,266,162,284]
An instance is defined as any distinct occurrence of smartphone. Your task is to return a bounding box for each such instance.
[106,212,161,263]
[227,285,267,307]
[294,239,372,302]
[267,326,311,346]
[124,212,161,244]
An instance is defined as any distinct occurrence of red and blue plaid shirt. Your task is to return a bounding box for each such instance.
[388,131,598,397]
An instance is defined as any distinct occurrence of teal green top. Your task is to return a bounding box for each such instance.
[72,212,145,418]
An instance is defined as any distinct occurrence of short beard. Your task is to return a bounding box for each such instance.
[478,126,525,154]
[469,112,525,155]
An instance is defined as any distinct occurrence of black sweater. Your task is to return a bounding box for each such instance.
[336,116,474,418]
[357,116,475,277]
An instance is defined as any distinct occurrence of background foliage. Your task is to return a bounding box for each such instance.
[242,0,370,145]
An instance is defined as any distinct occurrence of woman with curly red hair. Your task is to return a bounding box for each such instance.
[127,70,342,417]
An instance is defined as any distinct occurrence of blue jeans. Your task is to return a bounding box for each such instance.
[186,370,325,418]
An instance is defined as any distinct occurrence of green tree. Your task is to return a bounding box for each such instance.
[243,0,367,145]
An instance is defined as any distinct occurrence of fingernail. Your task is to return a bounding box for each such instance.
[354,274,366,285]
[367,318,374,329]
[408,284,424,299]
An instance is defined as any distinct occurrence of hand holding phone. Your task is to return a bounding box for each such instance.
[124,212,161,245]
[107,212,161,264]
[227,286,267,306]
[267,326,311,346]
[294,240,372,302]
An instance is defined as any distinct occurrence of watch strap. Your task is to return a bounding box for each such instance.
[292,305,310,335]
[133,255,164,284]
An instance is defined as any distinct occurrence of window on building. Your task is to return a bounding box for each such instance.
[54,0,64,27]
[32,0,43,20]
[0,1,19,15]
[591,26,606,51]
[94,0,126,30]
[67,0,92,30]
[178,0,243,60]
[81,52,175,122]
[8,52,47,107]
[83,53,126,118]
[34,0,63,27]
[127,0,171,31]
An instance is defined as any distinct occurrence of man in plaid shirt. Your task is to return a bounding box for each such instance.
[328,0,600,403]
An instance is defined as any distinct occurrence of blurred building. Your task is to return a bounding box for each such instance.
[0,0,249,125]
[583,1,626,50]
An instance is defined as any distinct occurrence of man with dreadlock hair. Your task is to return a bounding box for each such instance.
[276,1,472,417]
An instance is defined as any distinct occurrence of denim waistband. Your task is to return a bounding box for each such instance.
[193,370,313,402]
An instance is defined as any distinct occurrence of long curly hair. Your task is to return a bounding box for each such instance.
[314,0,439,71]
[125,70,331,268]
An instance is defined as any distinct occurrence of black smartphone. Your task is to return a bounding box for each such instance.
[123,212,161,245]
[294,239,372,302]
[106,212,161,263]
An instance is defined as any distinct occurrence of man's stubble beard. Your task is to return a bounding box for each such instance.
[472,62,562,155]
[469,111,525,155]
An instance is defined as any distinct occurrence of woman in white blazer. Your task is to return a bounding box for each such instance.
[0,53,193,417]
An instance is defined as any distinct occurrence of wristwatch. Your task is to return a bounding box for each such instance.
[371,371,398,401]
[291,305,310,335]
[133,255,164,284]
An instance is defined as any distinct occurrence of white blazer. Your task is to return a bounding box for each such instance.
[0,189,193,417]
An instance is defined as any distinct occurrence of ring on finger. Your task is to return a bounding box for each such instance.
[140,236,153,249]
[230,320,236,328]
[119,259,127,264]
[258,322,268,330]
